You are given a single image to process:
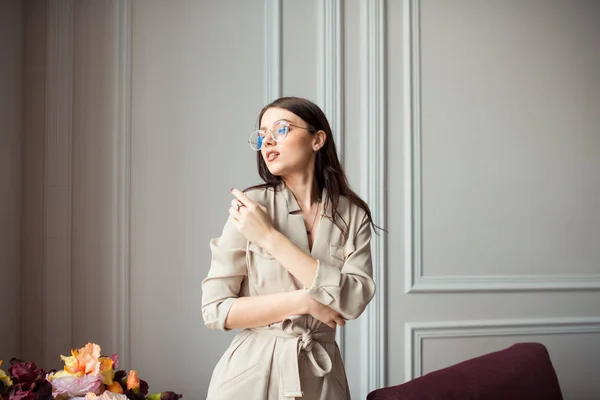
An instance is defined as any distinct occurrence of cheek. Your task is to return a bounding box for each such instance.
[265,136,314,167]
[282,143,312,163]
[285,134,313,153]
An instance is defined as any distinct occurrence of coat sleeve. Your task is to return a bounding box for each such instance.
[305,212,376,320]
[201,216,247,331]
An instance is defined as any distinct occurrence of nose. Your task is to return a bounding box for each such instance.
[261,131,276,147]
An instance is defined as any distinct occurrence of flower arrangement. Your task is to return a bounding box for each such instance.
[0,344,181,400]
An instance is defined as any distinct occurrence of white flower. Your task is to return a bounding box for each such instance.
[85,391,129,400]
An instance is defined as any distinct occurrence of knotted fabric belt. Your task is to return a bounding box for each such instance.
[252,316,336,398]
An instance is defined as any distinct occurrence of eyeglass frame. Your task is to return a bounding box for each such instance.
[248,119,315,151]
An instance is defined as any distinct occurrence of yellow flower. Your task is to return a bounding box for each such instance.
[46,369,70,381]
[0,360,13,388]
[59,350,81,377]
[99,356,114,385]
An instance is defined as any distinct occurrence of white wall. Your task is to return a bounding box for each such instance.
[15,1,600,399]
[386,1,600,399]
[0,0,23,363]
[130,0,265,394]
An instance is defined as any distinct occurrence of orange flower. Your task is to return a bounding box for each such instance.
[61,343,101,377]
[107,381,124,394]
[126,370,140,391]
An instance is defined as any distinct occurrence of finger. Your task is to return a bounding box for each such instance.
[229,206,241,220]
[230,188,254,207]
[325,320,336,329]
[230,199,247,213]
[334,316,345,327]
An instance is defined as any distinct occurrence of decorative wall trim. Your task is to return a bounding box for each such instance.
[318,0,344,162]
[264,0,282,103]
[405,317,600,382]
[408,275,600,292]
[318,0,345,358]
[403,0,422,294]
[402,0,600,293]
[360,0,387,397]
[114,0,133,371]
[45,0,74,369]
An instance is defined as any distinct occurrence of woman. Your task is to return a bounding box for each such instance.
[201,97,377,399]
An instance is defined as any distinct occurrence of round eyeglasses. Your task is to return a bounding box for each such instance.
[248,120,313,151]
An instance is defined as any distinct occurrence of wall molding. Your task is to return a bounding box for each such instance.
[318,0,345,358]
[405,317,600,382]
[114,0,133,371]
[361,0,387,397]
[408,275,600,292]
[403,0,422,294]
[402,0,600,293]
[318,0,344,162]
[264,0,282,103]
[44,0,74,370]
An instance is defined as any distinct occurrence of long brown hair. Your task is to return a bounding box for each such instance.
[244,96,382,237]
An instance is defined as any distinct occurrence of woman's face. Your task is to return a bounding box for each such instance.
[259,107,319,177]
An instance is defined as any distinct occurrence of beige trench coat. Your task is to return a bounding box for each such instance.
[201,183,376,400]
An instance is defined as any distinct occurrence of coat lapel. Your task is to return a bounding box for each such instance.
[278,182,309,254]
[310,187,334,258]
[277,183,335,258]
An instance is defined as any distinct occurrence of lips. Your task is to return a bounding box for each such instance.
[266,151,280,162]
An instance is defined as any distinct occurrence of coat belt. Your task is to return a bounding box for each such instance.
[252,317,336,398]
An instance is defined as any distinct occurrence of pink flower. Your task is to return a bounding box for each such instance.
[48,374,102,398]
[110,354,119,370]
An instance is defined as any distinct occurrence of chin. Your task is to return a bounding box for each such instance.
[267,159,299,177]
[266,164,285,176]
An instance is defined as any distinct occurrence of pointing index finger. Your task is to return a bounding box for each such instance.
[230,188,253,206]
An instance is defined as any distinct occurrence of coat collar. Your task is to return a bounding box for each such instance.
[277,181,336,257]
[279,181,301,213]
[278,181,332,217]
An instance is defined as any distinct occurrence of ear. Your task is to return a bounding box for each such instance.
[313,130,327,151]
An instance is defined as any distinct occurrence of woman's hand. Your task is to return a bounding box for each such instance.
[304,292,346,329]
[229,188,275,248]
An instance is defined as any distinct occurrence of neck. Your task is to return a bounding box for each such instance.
[282,175,320,211]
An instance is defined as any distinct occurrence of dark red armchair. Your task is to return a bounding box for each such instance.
[367,342,563,400]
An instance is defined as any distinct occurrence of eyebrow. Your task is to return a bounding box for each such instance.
[259,118,292,130]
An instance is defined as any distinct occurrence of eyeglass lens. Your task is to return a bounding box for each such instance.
[249,121,289,150]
